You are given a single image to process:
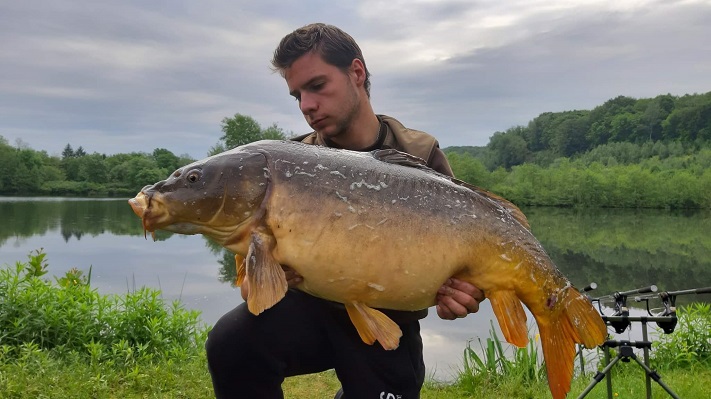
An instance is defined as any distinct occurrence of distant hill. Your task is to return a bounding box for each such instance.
[443,146,487,158]
[443,91,711,171]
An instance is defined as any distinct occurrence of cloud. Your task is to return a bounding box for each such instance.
[0,0,710,157]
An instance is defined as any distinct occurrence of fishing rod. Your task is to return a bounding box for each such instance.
[591,285,658,333]
[634,286,711,333]
[579,285,711,399]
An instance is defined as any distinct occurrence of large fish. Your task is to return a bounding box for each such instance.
[129,140,606,399]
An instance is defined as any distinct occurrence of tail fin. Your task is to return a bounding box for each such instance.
[536,290,607,399]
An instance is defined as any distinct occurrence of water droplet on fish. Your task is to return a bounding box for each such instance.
[367,282,385,292]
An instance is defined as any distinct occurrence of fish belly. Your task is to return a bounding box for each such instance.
[264,172,483,310]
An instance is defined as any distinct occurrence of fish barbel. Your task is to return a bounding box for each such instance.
[129,140,606,399]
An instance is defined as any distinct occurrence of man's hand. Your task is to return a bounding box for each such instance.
[282,265,303,287]
[436,278,485,320]
[239,265,303,301]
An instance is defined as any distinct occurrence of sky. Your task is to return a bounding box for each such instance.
[1,0,710,160]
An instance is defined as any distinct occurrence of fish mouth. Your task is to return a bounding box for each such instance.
[128,192,168,239]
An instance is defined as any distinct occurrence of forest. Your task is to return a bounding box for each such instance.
[1,92,710,208]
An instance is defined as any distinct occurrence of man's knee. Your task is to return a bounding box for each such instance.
[205,305,255,369]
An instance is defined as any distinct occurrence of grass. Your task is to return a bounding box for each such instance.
[2,250,711,398]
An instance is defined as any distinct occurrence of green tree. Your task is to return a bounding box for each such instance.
[78,153,108,183]
[13,149,44,193]
[152,148,180,172]
[0,138,18,192]
[212,114,290,156]
[487,128,529,169]
[447,152,490,188]
[261,123,288,140]
[62,144,75,159]
[61,157,81,181]
[220,114,263,149]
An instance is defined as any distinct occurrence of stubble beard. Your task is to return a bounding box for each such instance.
[319,81,361,141]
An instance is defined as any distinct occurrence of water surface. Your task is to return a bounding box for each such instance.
[2,197,709,380]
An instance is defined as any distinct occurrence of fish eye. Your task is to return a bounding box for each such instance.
[186,170,201,183]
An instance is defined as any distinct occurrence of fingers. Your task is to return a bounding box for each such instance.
[436,278,485,320]
[445,278,486,302]
[281,265,303,287]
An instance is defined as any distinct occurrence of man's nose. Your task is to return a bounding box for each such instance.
[299,92,317,114]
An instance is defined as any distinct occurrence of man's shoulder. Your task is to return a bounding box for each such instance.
[379,114,453,177]
[380,114,438,157]
[379,115,436,141]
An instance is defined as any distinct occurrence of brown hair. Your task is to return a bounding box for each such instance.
[271,23,371,97]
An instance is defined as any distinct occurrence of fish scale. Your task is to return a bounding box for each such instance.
[129,140,607,399]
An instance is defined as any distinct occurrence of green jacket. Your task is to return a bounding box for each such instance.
[293,114,453,177]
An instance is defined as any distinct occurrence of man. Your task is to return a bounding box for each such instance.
[205,23,485,399]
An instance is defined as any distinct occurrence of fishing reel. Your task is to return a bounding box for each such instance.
[591,284,711,334]
[634,286,711,334]
[591,285,658,333]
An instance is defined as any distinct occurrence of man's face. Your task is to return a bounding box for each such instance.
[284,51,361,139]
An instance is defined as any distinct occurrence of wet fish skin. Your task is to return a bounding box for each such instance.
[129,140,607,399]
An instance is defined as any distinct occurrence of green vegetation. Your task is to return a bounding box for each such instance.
[446,147,711,208]
[0,250,207,359]
[208,113,291,156]
[654,303,711,368]
[445,91,711,209]
[3,92,711,207]
[0,137,195,197]
[448,92,711,168]
[0,113,292,197]
[459,321,545,393]
[2,250,711,398]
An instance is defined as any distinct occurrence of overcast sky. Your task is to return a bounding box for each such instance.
[1,0,710,159]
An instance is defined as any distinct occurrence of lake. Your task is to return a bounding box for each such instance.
[2,197,710,380]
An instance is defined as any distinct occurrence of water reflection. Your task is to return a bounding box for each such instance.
[525,207,711,305]
[1,198,710,381]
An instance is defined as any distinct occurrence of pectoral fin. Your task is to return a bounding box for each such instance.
[345,302,403,350]
[245,232,288,315]
[235,254,246,287]
[489,290,529,347]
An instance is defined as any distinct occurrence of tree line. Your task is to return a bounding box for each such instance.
[1,92,710,207]
[447,146,711,208]
[0,137,194,197]
[448,91,711,170]
[0,114,288,197]
[445,91,711,209]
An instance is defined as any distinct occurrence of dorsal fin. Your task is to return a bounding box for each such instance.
[372,148,531,230]
[371,149,429,169]
[452,178,531,230]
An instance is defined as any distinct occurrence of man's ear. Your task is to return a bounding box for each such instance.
[349,58,367,88]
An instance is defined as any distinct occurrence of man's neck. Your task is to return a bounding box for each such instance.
[328,109,380,151]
